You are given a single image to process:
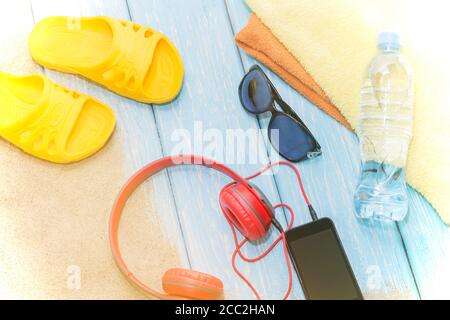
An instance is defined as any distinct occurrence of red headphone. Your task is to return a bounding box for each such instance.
[110,155,311,300]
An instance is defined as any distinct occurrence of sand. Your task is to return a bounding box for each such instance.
[0,124,180,300]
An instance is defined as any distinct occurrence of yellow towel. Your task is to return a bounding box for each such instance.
[247,0,450,223]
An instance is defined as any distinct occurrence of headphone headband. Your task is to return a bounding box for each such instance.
[109,155,253,299]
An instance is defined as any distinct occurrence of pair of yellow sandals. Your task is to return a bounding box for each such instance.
[0,16,183,163]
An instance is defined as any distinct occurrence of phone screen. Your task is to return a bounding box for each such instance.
[286,218,363,300]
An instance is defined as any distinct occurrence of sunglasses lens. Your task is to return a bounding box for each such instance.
[269,114,316,161]
[239,69,273,114]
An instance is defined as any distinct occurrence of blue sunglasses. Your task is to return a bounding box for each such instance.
[239,65,322,162]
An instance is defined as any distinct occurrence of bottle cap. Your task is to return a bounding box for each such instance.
[377,32,401,51]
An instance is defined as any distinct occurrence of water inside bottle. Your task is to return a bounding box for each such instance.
[354,41,413,221]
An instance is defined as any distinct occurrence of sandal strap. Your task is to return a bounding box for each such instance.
[0,74,50,135]
[6,81,86,158]
[92,18,163,96]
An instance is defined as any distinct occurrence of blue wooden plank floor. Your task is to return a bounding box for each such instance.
[2,0,449,299]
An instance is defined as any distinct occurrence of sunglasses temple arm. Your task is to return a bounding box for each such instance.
[258,66,322,153]
[267,78,286,104]
[263,68,305,123]
[276,98,302,122]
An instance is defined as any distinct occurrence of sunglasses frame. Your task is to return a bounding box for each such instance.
[239,65,322,162]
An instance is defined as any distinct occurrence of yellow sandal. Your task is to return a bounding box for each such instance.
[29,16,184,104]
[0,71,115,163]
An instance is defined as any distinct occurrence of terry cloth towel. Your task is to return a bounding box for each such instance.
[235,14,351,129]
[247,0,450,223]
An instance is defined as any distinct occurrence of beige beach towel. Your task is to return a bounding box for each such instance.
[248,0,450,223]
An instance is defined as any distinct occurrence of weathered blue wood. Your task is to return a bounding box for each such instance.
[0,2,37,75]
[398,190,450,299]
[127,0,311,300]
[225,0,420,299]
[29,0,190,265]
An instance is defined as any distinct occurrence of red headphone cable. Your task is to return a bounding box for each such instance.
[225,162,314,300]
[227,203,294,300]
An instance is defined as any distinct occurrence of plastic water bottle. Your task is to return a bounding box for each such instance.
[354,32,414,221]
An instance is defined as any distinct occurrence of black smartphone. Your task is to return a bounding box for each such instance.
[285,218,363,300]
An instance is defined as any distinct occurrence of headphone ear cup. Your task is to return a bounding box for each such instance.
[162,268,224,300]
[219,183,273,241]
